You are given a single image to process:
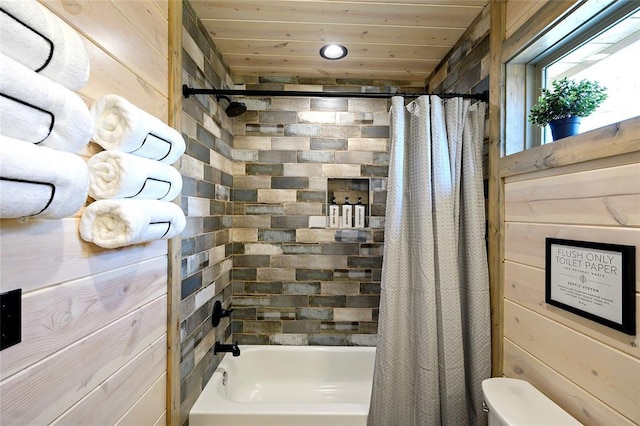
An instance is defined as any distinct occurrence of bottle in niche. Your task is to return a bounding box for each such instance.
[341,197,353,228]
[328,197,340,228]
[354,197,365,228]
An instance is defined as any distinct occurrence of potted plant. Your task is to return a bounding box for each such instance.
[528,77,608,140]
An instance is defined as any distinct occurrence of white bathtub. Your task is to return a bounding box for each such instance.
[189,345,376,426]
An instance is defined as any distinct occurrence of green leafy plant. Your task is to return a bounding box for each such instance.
[528,77,608,127]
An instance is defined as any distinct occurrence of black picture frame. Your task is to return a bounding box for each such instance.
[545,238,635,335]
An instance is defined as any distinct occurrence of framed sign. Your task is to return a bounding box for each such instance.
[545,238,636,335]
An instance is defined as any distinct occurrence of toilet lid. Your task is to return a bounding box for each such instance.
[482,378,582,425]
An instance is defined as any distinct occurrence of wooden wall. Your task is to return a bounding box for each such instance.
[500,118,640,425]
[494,2,640,423]
[505,0,548,39]
[0,1,170,424]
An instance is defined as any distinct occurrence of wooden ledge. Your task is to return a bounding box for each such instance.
[500,116,640,178]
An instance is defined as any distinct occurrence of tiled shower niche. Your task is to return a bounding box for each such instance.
[328,178,370,228]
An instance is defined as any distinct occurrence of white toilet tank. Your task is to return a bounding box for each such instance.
[482,378,582,426]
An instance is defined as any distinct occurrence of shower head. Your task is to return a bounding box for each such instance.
[216,95,247,117]
[225,101,247,117]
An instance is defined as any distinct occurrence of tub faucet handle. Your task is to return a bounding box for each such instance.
[212,300,234,327]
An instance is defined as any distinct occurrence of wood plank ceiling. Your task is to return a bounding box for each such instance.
[190,0,489,84]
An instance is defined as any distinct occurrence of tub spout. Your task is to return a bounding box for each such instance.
[214,341,240,357]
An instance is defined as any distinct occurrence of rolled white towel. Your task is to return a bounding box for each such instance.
[79,199,186,249]
[0,0,90,91]
[87,150,183,201]
[0,135,89,219]
[0,53,93,152]
[91,94,185,164]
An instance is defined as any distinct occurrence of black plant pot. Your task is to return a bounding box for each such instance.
[549,116,581,140]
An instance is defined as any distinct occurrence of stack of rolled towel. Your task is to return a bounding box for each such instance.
[79,94,186,249]
[0,0,186,248]
[0,0,93,219]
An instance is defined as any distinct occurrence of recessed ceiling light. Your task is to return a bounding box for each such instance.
[320,44,348,60]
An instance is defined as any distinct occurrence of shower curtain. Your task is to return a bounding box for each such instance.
[368,96,491,426]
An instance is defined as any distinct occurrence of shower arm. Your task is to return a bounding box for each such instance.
[182,85,488,103]
[215,94,233,103]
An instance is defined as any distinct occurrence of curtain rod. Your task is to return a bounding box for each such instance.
[182,85,488,102]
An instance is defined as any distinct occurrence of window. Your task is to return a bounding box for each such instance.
[504,1,640,155]
[534,4,640,145]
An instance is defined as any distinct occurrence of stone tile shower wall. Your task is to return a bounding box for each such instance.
[179,2,235,423]
[229,77,416,347]
[426,4,489,96]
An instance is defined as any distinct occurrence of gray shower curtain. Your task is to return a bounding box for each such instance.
[368,96,491,426]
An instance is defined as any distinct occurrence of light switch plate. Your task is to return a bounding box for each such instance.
[1,288,21,351]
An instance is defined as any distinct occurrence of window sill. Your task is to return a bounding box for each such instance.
[500,115,640,178]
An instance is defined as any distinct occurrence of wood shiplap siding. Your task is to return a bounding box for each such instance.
[505,0,548,39]
[0,1,170,424]
[189,0,488,83]
[500,118,640,424]
[494,4,640,423]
